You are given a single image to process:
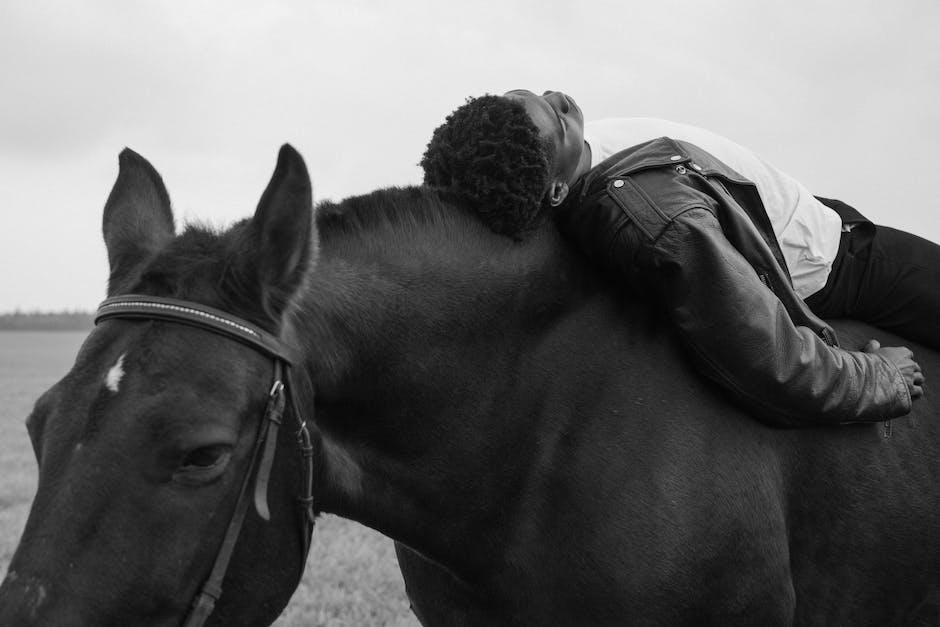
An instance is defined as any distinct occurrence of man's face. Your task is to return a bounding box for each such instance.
[503,89,585,186]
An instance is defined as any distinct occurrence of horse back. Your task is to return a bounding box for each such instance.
[397,304,940,625]
[781,319,940,624]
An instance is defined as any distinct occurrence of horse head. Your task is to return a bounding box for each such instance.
[0,146,318,626]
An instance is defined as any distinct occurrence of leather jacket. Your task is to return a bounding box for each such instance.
[555,137,911,427]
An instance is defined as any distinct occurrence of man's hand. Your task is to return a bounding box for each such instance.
[864,339,925,399]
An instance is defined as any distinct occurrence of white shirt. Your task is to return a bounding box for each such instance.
[583,118,842,299]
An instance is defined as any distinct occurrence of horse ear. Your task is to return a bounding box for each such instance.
[102,149,175,295]
[250,144,316,319]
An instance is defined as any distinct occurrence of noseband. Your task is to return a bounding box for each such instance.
[95,295,316,627]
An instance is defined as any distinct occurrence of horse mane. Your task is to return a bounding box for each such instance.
[144,185,542,288]
[314,185,490,245]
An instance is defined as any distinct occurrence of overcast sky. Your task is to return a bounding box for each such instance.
[2,0,938,311]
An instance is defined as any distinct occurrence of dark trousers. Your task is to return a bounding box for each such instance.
[805,224,940,349]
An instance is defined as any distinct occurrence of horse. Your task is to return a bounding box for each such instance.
[0,144,938,626]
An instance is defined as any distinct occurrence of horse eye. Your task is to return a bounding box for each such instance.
[181,445,232,469]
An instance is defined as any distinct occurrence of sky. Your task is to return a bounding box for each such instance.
[1,0,938,312]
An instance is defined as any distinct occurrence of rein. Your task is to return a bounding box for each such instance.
[94,295,316,627]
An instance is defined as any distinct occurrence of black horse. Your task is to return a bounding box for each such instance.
[0,145,938,625]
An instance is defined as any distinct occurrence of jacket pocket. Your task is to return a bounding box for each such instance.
[605,177,673,243]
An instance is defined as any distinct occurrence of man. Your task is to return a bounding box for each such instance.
[421,91,926,427]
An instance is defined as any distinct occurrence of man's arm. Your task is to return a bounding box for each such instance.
[557,192,917,427]
[647,208,914,426]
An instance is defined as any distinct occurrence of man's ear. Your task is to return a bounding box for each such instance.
[546,180,570,207]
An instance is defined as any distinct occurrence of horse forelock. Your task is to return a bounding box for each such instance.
[123,220,278,327]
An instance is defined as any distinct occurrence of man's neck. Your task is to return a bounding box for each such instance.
[575,141,593,180]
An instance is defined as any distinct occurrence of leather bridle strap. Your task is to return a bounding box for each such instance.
[286,368,317,558]
[95,295,299,364]
[94,295,316,627]
[182,361,286,627]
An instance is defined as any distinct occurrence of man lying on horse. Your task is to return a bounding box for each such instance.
[421,90,932,427]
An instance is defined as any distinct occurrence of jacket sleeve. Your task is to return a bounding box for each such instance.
[556,197,911,427]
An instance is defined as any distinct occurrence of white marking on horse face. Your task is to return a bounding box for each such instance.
[8,574,49,620]
[105,353,126,393]
[34,583,47,611]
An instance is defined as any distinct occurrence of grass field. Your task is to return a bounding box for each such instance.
[0,331,418,626]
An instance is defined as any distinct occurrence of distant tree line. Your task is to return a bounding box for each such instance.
[0,310,95,331]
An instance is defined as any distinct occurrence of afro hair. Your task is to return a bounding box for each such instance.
[420,95,554,239]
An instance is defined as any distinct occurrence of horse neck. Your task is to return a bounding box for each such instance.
[294,222,596,576]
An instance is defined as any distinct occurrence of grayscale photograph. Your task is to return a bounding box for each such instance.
[1,1,938,625]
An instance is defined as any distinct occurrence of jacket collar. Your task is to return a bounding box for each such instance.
[578,137,690,199]
[577,136,761,202]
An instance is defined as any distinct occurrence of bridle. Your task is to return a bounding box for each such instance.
[94,295,317,627]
